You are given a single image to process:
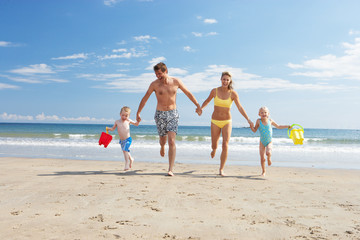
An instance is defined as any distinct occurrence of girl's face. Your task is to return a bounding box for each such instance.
[120,111,130,121]
[221,75,231,88]
[259,109,269,119]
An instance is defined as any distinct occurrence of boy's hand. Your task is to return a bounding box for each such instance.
[136,113,141,122]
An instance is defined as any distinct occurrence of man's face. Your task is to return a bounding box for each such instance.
[155,69,167,81]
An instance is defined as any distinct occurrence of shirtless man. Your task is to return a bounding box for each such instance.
[136,62,201,176]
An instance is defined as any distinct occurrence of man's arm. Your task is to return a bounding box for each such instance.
[177,78,201,110]
[136,83,155,122]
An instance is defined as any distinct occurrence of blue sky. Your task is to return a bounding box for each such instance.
[1,0,360,129]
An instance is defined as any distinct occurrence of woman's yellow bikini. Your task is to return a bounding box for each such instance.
[211,89,233,128]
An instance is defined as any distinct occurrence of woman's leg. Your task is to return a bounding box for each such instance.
[211,122,221,158]
[219,122,232,176]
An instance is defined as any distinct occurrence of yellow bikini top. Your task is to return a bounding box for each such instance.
[214,88,233,108]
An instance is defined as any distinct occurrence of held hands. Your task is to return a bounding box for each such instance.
[136,113,142,123]
[195,107,202,116]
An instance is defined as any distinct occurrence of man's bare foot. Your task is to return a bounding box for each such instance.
[219,170,226,177]
[211,149,216,158]
[166,171,174,176]
[267,158,272,166]
[261,172,266,176]
[160,145,165,157]
[129,156,134,168]
[124,168,130,171]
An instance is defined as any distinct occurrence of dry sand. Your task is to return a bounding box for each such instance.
[0,157,359,239]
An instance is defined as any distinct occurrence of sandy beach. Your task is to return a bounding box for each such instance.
[0,157,359,239]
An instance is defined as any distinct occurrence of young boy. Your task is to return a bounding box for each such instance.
[107,106,139,171]
[250,106,290,176]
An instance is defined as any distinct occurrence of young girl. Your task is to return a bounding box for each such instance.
[250,106,290,176]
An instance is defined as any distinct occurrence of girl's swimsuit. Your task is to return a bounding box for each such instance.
[211,88,233,129]
[259,119,272,147]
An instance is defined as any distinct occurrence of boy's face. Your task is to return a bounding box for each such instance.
[259,109,269,118]
[120,110,130,120]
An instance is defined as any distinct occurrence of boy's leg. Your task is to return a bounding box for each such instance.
[259,142,266,176]
[122,151,130,171]
[128,152,134,168]
[266,142,273,166]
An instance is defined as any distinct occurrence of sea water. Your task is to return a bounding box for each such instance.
[0,123,359,170]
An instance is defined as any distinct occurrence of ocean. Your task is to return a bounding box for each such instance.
[0,123,359,170]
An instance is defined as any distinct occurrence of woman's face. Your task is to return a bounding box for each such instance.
[221,75,231,87]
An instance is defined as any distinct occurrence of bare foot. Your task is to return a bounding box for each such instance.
[124,168,130,171]
[261,172,266,176]
[267,157,272,166]
[166,171,174,177]
[219,170,226,177]
[211,149,216,158]
[160,145,165,157]
[129,156,134,168]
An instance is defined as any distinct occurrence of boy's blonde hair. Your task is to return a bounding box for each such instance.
[120,106,131,114]
[259,106,269,114]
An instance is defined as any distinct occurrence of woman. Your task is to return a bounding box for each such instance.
[199,72,253,176]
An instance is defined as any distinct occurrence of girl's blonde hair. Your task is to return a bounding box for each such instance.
[259,106,270,114]
[221,71,233,90]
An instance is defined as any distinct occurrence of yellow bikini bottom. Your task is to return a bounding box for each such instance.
[211,119,232,129]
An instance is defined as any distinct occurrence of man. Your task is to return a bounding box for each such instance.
[136,62,201,176]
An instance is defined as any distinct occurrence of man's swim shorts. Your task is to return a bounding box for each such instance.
[154,109,179,137]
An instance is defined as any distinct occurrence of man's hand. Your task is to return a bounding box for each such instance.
[136,113,142,123]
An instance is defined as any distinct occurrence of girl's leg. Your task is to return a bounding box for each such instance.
[210,123,221,158]
[266,142,273,166]
[219,122,232,176]
[259,142,266,176]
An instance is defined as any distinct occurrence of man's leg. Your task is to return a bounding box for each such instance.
[159,135,167,157]
[167,131,176,176]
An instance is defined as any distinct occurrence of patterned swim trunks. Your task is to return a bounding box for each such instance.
[154,109,179,137]
[119,137,132,152]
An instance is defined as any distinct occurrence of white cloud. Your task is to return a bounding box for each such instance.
[51,53,88,60]
[9,64,55,75]
[146,56,166,70]
[97,64,345,94]
[0,112,33,121]
[112,48,127,53]
[0,112,114,123]
[192,32,218,37]
[288,38,360,81]
[104,0,119,7]
[183,46,194,52]
[192,32,203,37]
[100,48,147,60]
[0,83,19,90]
[204,18,217,24]
[133,35,157,43]
[349,29,360,36]
[0,41,12,47]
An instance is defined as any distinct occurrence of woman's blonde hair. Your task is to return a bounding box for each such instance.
[221,71,233,90]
